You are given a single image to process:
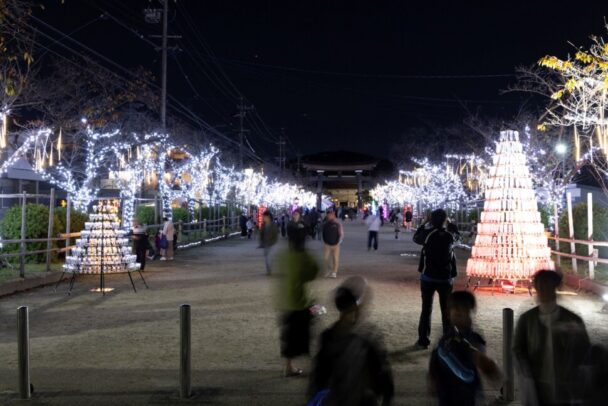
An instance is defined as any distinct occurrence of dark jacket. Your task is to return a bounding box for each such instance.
[309,321,394,406]
[413,225,457,280]
[429,327,486,406]
[322,220,342,246]
[513,305,591,405]
[259,222,279,248]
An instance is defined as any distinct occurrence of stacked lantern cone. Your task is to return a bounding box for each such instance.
[466,130,555,280]
[63,200,141,274]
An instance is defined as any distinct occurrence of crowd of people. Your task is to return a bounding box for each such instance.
[263,206,606,406]
[129,205,607,405]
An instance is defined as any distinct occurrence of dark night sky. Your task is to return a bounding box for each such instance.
[36,0,608,161]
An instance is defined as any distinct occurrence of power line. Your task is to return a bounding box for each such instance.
[8,15,265,163]
[204,56,516,80]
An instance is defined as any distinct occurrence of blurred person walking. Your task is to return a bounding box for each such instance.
[405,208,413,232]
[322,209,343,279]
[513,270,591,406]
[160,216,174,261]
[428,291,500,406]
[394,211,403,240]
[308,276,394,406]
[413,209,457,349]
[275,221,320,377]
[260,210,279,275]
[366,211,381,250]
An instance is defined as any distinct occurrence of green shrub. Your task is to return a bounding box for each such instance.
[172,207,188,223]
[538,204,552,230]
[54,207,88,235]
[1,204,51,263]
[558,202,608,258]
[136,206,156,225]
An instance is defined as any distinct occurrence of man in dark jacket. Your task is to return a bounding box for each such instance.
[513,270,591,405]
[413,208,457,349]
[322,208,343,279]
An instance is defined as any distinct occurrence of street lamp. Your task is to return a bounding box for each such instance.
[555,143,567,155]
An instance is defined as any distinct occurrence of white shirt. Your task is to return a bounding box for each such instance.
[366,215,381,231]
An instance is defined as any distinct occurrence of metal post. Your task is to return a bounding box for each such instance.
[20,191,26,278]
[554,203,561,267]
[17,306,31,399]
[502,308,515,402]
[46,188,55,272]
[222,216,226,234]
[179,304,191,398]
[566,192,578,273]
[160,0,168,130]
[66,197,71,249]
[203,219,207,236]
[587,193,595,279]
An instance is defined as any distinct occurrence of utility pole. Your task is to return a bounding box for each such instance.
[145,3,180,131]
[235,97,253,170]
[277,128,287,174]
[160,0,168,130]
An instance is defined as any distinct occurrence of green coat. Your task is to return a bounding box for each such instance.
[275,248,319,311]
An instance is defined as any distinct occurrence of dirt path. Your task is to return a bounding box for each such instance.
[0,221,606,405]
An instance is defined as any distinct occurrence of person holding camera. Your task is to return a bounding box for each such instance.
[413,209,457,349]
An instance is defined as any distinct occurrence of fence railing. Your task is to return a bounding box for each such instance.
[0,190,241,280]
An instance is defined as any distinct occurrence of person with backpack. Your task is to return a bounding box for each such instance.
[428,291,501,406]
[308,276,394,406]
[322,208,343,278]
[413,208,457,349]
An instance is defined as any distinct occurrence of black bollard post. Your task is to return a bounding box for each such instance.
[502,308,515,402]
[180,304,191,398]
[17,306,31,399]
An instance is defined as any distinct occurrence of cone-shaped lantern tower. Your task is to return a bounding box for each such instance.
[466,130,555,280]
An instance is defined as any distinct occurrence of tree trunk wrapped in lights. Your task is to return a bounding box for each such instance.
[466,130,555,280]
[63,200,140,274]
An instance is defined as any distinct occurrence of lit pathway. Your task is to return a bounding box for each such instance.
[0,221,606,405]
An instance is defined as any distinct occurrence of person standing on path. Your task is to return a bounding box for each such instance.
[130,219,149,271]
[308,276,394,405]
[413,208,457,349]
[259,210,279,275]
[275,222,320,377]
[160,216,174,261]
[322,209,343,279]
[405,208,413,232]
[239,211,248,238]
[513,270,591,405]
[366,211,381,250]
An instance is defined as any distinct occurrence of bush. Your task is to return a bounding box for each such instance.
[136,206,156,225]
[1,204,51,263]
[538,204,552,230]
[558,202,608,258]
[54,207,88,235]
[172,207,188,223]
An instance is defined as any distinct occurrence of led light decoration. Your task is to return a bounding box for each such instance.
[0,109,8,149]
[466,130,555,281]
[400,158,467,210]
[63,200,140,274]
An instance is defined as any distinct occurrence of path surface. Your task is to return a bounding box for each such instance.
[1,221,607,405]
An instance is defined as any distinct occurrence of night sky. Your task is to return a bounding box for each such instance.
[37,0,608,161]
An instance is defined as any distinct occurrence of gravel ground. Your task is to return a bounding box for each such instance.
[0,220,606,405]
